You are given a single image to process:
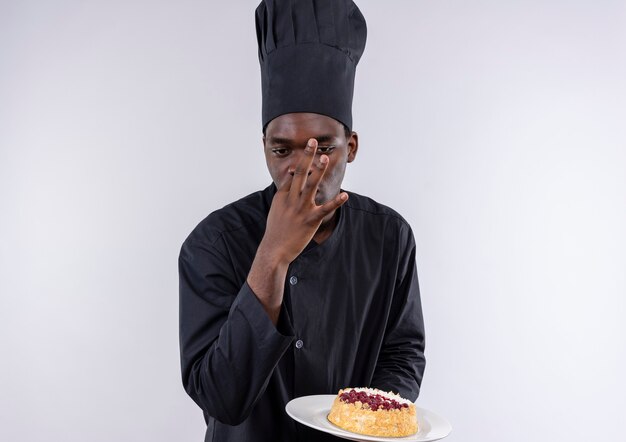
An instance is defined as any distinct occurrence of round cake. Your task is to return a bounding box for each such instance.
[327,387,418,437]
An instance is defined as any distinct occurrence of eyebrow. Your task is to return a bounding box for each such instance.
[267,135,338,145]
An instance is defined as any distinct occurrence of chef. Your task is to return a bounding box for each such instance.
[179,1,426,441]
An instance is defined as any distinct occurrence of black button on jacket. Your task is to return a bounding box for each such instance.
[179,185,426,442]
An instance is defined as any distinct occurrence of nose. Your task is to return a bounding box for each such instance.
[288,167,313,177]
[287,151,315,176]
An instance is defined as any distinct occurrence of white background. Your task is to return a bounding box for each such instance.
[1,1,625,441]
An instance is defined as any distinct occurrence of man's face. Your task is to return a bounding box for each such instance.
[263,113,358,206]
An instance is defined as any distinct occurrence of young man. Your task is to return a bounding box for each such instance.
[179,1,425,441]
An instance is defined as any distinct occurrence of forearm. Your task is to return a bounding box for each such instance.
[179,238,295,425]
[246,138,348,325]
[372,232,426,401]
[371,341,426,401]
[246,239,290,325]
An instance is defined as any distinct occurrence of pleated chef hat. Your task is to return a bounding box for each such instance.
[255,0,367,130]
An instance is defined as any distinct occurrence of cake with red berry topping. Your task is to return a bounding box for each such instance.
[327,387,418,437]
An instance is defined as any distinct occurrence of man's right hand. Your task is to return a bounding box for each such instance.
[247,138,349,324]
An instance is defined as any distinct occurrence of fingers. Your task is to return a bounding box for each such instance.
[302,153,329,201]
[319,191,349,217]
[289,139,317,200]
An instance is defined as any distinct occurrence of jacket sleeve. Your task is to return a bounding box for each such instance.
[371,226,426,401]
[178,237,295,425]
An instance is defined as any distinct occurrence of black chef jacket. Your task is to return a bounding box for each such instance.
[179,184,426,442]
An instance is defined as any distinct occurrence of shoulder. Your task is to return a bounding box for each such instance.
[183,185,274,248]
[343,190,412,234]
[342,191,417,275]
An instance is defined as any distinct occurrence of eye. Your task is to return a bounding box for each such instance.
[271,147,290,157]
[316,145,336,154]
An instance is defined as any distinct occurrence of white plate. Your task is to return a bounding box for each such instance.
[285,394,452,442]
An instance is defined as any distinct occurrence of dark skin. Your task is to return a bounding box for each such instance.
[246,112,359,324]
